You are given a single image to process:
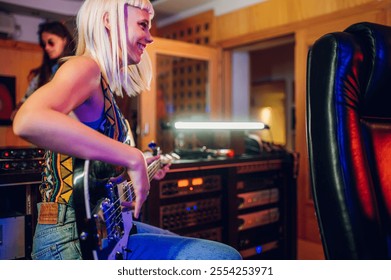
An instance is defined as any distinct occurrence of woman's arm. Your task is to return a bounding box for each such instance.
[13,56,150,217]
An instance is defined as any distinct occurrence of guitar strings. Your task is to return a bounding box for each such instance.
[104,160,161,236]
[101,159,161,238]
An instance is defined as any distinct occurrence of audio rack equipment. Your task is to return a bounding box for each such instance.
[237,188,279,210]
[0,146,44,259]
[229,154,297,259]
[145,152,297,259]
[145,166,224,242]
[159,174,221,198]
[0,147,44,167]
[160,197,221,231]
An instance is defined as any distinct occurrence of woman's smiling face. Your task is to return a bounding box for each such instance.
[124,5,153,64]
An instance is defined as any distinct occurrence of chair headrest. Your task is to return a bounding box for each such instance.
[344,22,391,118]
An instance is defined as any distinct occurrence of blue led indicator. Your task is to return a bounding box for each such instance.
[256,246,262,254]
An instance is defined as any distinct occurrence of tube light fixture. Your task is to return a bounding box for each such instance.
[174,121,269,130]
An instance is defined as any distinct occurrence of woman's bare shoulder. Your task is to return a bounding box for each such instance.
[52,56,102,93]
[60,56,101,78]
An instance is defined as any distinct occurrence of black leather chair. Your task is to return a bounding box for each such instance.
[306,22,391,259]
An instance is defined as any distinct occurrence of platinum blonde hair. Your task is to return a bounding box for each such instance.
[76,0,154,97]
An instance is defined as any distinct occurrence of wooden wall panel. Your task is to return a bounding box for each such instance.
[0,40,42,147]
[157,10,215,46]
[215,0,388,47]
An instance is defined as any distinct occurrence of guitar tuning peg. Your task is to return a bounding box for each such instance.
[148,141,159,156]
[148,141,157,149]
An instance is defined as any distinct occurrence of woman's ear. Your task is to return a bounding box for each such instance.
[103,12,110,30]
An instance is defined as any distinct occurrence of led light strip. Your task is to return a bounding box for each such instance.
[174,121,269,130]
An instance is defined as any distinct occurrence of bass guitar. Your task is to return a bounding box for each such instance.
[73,147,171,260]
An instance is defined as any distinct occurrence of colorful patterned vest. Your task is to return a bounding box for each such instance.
[39,79,130,206]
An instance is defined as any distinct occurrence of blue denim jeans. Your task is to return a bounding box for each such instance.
[31,203,82,260]
[32,203,242,260]
[127,222,242,260]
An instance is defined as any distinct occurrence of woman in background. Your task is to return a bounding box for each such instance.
[11,21,75,119]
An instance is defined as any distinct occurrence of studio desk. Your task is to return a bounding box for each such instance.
[143,151,298,260]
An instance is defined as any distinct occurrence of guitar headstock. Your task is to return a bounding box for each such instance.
[146,141,180,165]
[160,152,180,165]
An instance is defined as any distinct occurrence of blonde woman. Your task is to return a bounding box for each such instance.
[13,0,241,260]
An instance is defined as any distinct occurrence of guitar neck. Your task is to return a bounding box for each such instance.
[147,158,161,182]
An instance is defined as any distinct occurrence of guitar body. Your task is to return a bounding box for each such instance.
[73,158,136,260]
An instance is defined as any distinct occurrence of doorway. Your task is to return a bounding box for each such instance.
[231,35,295,151]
